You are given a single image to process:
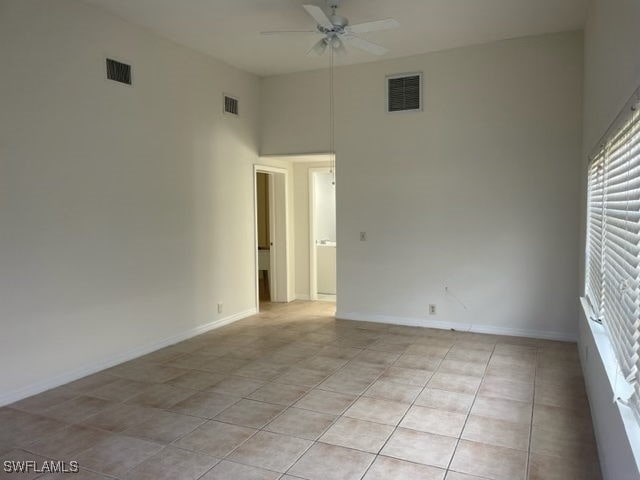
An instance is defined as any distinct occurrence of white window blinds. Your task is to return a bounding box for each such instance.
[586,151,605,317]
[586,100,640,421]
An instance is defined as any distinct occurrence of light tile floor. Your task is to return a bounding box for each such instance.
[1,301,602,480]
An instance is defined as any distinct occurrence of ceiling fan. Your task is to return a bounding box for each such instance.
[261,0,400,56]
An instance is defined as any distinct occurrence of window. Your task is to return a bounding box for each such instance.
[585,95,640,420]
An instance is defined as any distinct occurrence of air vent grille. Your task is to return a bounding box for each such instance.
[224,95,239,115]
[106,58,132,85]
[387,74,421,112]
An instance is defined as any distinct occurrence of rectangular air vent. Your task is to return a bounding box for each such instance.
[387,73,422,112]
[224,95,239,115]
[106,58,132,85]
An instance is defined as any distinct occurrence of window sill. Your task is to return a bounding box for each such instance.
[581,298,635,400]
[580,297,640,473]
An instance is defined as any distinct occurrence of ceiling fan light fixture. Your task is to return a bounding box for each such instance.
[307,37,329,56]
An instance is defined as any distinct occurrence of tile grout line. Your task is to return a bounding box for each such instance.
[121,335,485,478]
[10,307,572,480]
[277,325,403,478]
[265,325,425,477]
[442,338,496,476]
[99,328,484,478]
[190,309,345,480]
[34,310,337,480]
[356,335,455,480]
[4,308,322,480]
[524,346,540,480]
[202,321,397,479]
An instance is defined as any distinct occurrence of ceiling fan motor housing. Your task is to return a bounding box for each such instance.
[330,15,348,28]
[317,15,348,35]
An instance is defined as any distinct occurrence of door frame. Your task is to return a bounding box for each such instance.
[308,166,334,301]
[253,164,290,310]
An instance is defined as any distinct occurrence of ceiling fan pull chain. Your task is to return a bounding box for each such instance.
[330,41,336,185]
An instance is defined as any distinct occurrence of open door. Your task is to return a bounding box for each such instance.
[256,172,272,302]
[309,167,336,302]
[254,165,290,309]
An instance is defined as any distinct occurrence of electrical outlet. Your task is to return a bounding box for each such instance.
[429,304,437,315]
[217,303,223,314]
[360,232,367,241]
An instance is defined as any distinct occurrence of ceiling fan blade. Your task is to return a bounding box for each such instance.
[302,4,333,29]
[346,19,400,34]
[307,38,328,56]
[260,30,318,35]
[342,34,388,55]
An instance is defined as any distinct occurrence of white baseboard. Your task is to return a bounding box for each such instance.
[335,310,577,342]
[295,293,336,302]
[316,294,336,302]
[0,308,257,407]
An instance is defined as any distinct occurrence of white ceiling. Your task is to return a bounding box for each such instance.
[83,0,588,77]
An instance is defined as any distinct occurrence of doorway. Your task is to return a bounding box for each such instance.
[254,165,290,310]
[309,167,336,301]
[256,172,272,302]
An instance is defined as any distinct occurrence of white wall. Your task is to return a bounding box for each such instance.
[579,0,640,478]
[582,0,640,152]
[262,31,584,340]
[313,171,336,243]
[0,0,260,404]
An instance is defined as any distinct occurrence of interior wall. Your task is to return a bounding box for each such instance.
[582,0,640,153]
[579,0,640,478]
[261,31,584,339]
[0,0,260,404]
